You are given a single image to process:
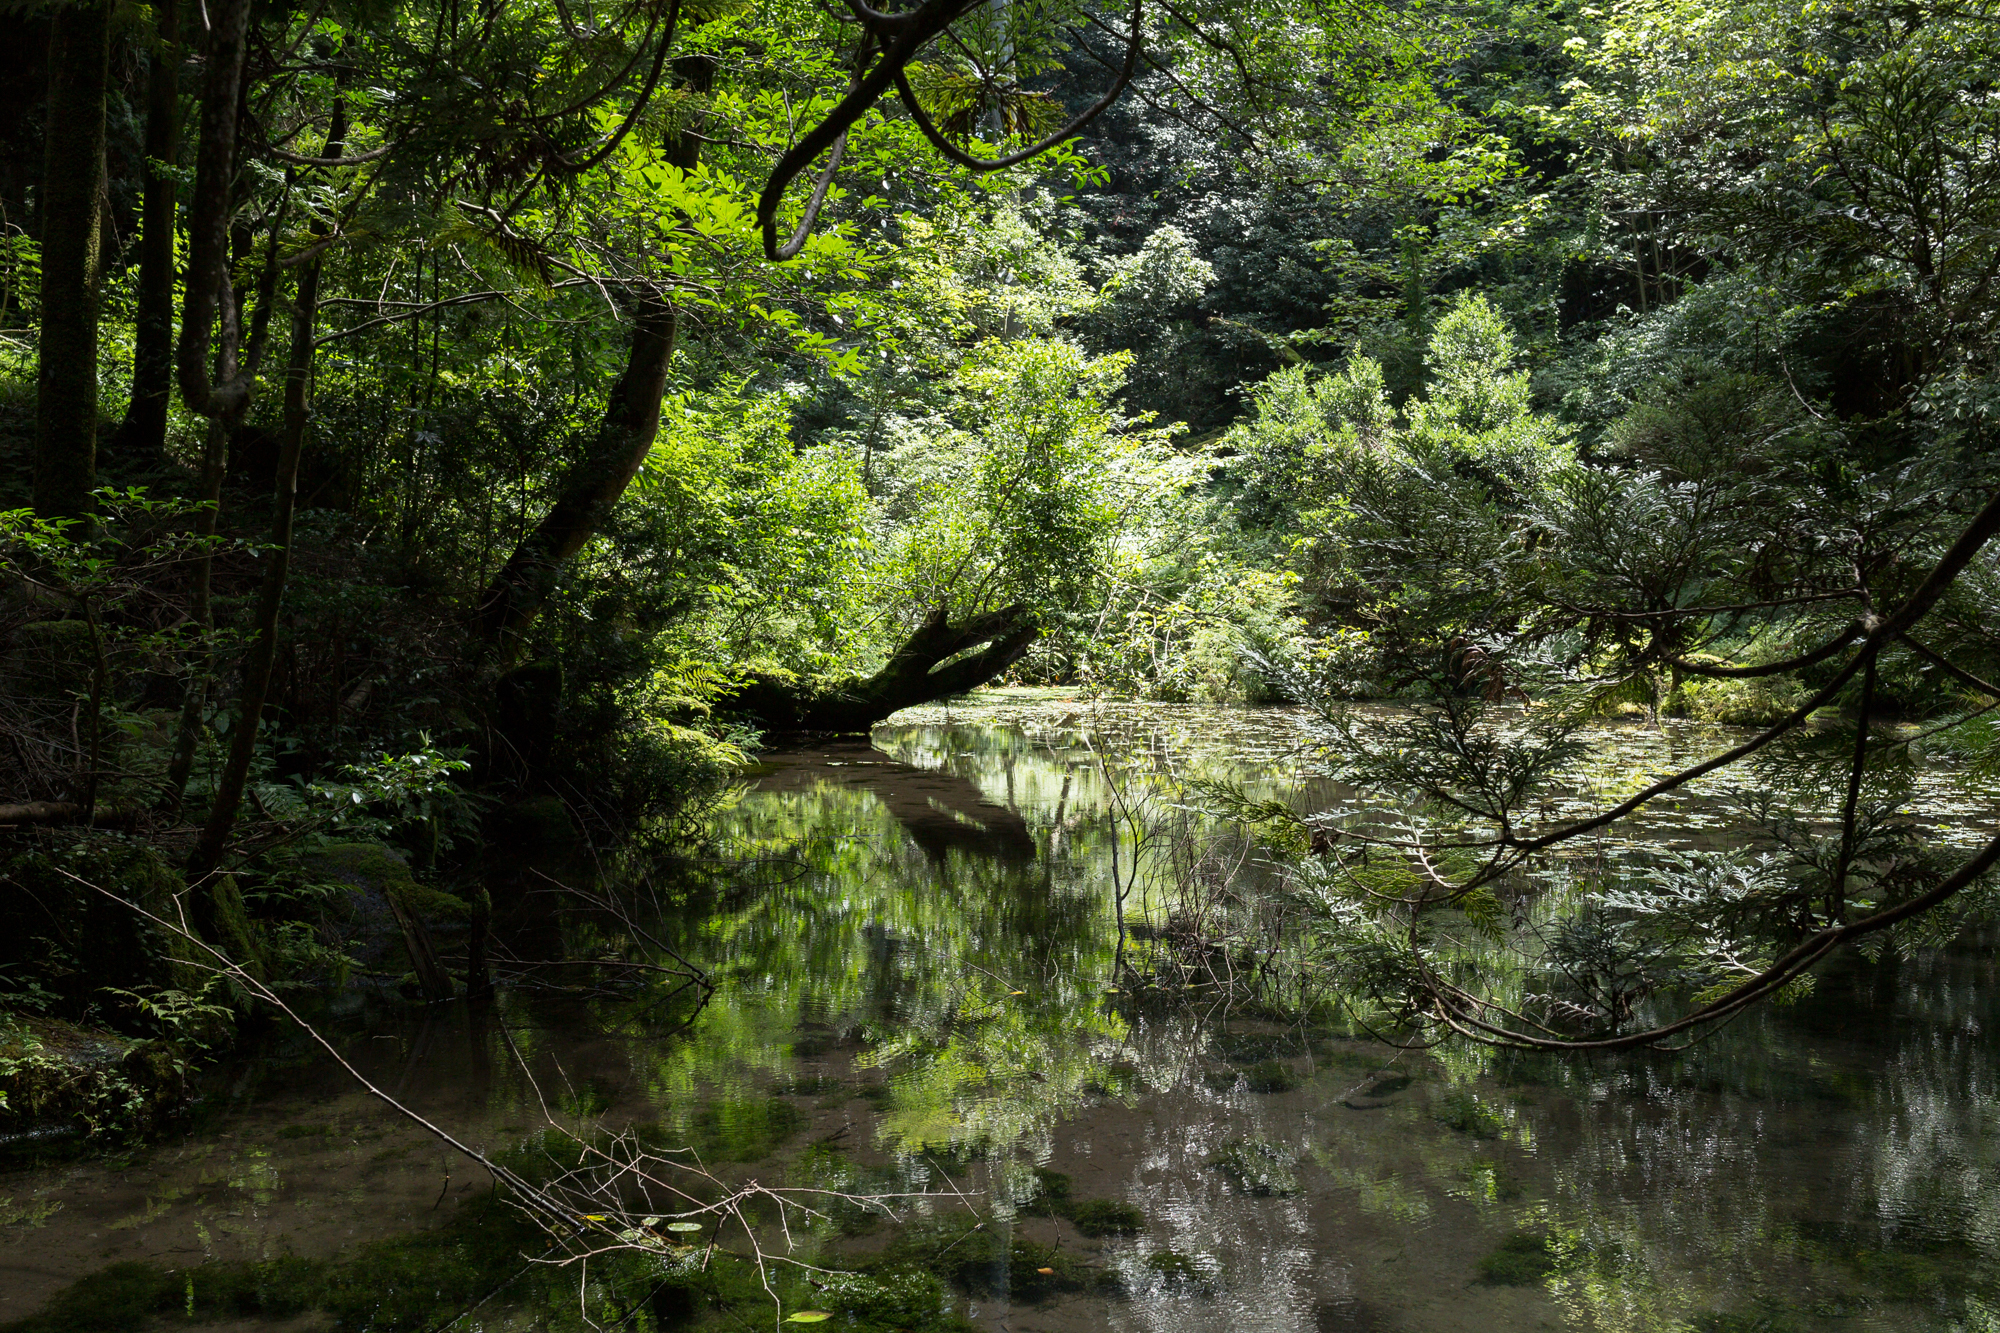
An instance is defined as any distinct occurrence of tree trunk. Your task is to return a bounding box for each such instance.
[724,604,1040,733]
[174,0,254,419]
[32,0,112,521]
[475,298,679,662]
[187,258,321,878]
[108,0,181,461]
[473,55,713,663]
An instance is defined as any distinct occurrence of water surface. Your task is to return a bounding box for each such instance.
[4,691,1996,1331]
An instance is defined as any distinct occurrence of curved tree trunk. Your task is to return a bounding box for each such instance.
[475,297,678,663]
[725,604,1040,734]
[32,0,113,520]
[108,0,181,461]
[475,55,714,665]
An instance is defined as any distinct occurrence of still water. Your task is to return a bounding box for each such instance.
[3,692,1997,1331]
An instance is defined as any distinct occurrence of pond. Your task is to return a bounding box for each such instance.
[3,691,1997,1332]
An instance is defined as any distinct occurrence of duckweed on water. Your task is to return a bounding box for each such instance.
[1019,1166,1073,1216]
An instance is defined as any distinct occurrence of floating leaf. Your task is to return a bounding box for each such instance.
[1036,1267,1055,1274]
[582,1214,608,1222]
[785,1313,834,1324]
[1008,990,1026,996]
[665,1221,704,1232]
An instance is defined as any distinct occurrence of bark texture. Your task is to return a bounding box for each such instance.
[109,0,181,460]
[174,0,254,419]
[726,604,1041,734]
[473,56,713,661]
[476,297,679,661]
[32,0,113,520]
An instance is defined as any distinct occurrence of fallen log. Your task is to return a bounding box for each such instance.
[725,603,1039,734]
[0,801,144,828]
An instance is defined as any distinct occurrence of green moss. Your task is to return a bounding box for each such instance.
[1021,1166,1072,1216]
[1137,1250,1220,1295]
[297,839,471,921]
[205,873,268,983]
[299,840,412,889]
[1069,1198,1145,1237]
[1478,1232,1555,1286]
[1208,1137,1301,1196]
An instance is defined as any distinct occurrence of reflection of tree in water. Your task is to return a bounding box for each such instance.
[534,714,2000,1331]
[749,741,1041,863]
[1383,941,2000,1330]
[612,741,1180,1168]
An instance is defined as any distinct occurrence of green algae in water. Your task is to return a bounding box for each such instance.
[1477,1231,1555,1285]
[1069,1198,1146,1236]
[5,1191,976,1333]
[0,1194,541,1332]
[688,1096,804,1161]
[1433,1089,1507,1138]
[885,1221,1093,1302]
[1132,1250,1221,1296]
[1209,1137,1301,1196]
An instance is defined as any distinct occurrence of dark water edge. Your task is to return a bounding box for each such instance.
[3,693,1997,1332]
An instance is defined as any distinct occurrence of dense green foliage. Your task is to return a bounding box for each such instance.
[1,0,1998,1152]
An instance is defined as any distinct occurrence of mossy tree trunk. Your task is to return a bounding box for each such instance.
[474,297,679,663]
[474,57,714,664]
[32,0,113,521]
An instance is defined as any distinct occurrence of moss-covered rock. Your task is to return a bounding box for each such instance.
[0,1015,190,1136]
[487,793,580,855]
[294,842,467,990]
